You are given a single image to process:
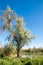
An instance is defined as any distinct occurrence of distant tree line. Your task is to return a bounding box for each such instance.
[23,47,43,53]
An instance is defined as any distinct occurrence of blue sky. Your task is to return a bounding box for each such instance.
[0,0,43,48]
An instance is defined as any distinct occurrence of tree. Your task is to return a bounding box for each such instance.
[0,6,34,57]
[14,18,34,57]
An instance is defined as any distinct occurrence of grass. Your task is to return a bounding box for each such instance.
[0,56,43,65]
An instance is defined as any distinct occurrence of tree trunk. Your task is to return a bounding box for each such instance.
[17,48,20,58]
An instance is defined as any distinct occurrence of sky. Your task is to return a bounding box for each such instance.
[0,0,43,48]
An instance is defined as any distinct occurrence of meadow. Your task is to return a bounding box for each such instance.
[0,56,43,65]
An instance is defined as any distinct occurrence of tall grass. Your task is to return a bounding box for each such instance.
[0,57,43,65]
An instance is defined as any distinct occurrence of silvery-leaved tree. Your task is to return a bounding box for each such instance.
[0,6,34,57]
